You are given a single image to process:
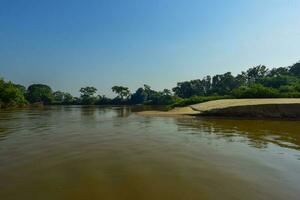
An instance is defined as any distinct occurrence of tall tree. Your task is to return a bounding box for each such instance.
[172,81,193,98]
[268,67,289,77]
[246,65,268,84]
[63,93,74,104]
[79,86,97,105]
[53,91,64,103]
[289,62,300,78]
[211,72,239,95]
[130,87,146,104]
[112,86,130,99]
[0,80,27,107]
[26,84,53,104]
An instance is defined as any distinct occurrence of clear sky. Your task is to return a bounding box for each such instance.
[1,0,300,96]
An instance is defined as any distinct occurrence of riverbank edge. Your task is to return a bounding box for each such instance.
[137,99,300,119]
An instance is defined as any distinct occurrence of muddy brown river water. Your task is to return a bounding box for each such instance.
[0,106,299,200]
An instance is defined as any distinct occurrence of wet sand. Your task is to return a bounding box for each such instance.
[137,106,200,116]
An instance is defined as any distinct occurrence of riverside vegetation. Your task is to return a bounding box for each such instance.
[1,61,300,108]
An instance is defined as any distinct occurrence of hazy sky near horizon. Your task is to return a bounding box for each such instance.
[1,0,300,96]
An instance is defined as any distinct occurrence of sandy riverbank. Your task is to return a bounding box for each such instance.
[137,106,200,116]
[137,99,300,118]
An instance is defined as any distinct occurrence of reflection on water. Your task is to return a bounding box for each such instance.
[0,128,8,141]
[0,106,299,200]
[176,117,300,150]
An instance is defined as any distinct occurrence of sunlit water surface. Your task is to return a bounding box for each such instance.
[0,106,300,200]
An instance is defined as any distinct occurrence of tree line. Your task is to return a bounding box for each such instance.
[1,61,300,108]
[173,62,300,99]
[0,81,174,108]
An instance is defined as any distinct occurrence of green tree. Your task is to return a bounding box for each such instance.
[235,72,247,86]
[232,84,279,98]
[162,89,171,96]
[0,80,27,107]
[96,95,111,105]
[172,76,212,98]
[63,93,74,104]
[53,91,64,103]
[211,72,240,95]
[26,84,53,104]
[289,62,300,78]
[130,87,146,104]
[79,86,97,105]
[258,75,296,89]
[246,65,268,84]
[13,84,26,95]
[112,86,130,99]
[142,84,157,102]
[268,67,289,77]
[134,85,174,105]
[151,89,174,105]
[172,81,193,98]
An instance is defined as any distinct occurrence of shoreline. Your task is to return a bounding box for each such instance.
[137,99,300,119]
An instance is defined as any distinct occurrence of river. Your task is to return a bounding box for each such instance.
[0,106,299,200]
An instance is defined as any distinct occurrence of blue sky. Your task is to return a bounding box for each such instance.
[1,0,300,96]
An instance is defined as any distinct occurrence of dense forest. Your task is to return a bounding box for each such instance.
[1,61,300,108]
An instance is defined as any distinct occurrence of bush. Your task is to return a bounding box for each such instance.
[145,94,175,105]
[258,75,294,88]
[294,84,300,92]
[169,95,231,108]
[0,80,27,108]
[278,85,296,93]
[232,84,280,98]
[279,92,300,98]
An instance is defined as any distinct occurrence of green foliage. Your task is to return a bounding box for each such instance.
[112,86,130,99]
[130,87,147,104]
[80,87,97,97]
[258,75,298,88]
[169,95,231,108]
[145,90,175,105]
[79,86,97,105]
[289,62,300,78]
[26,84,53,104]
[232,84,280,98]
[63,93,74,104]
[13,84,26,95]
[211,72,240,95]
[279,85,296,93]
[0,79,27,107]
[172,72,242,98]
[268,67,289,77]
[172,76,212,98]
[53,91,74,105]
[96,95,111,105]
[279,92,300,98]
[172,62,300,100]
[141,85,174,105]
[294,84,300,92]
[53,91,64,103]
[246,65,268,84]
[2,60,300,107]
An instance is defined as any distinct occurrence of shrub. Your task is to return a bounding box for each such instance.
[279,92,300,98]
[169,95,231,108]
[232,84,280,98]
[0,80,27,108]
[278,85,296,93]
